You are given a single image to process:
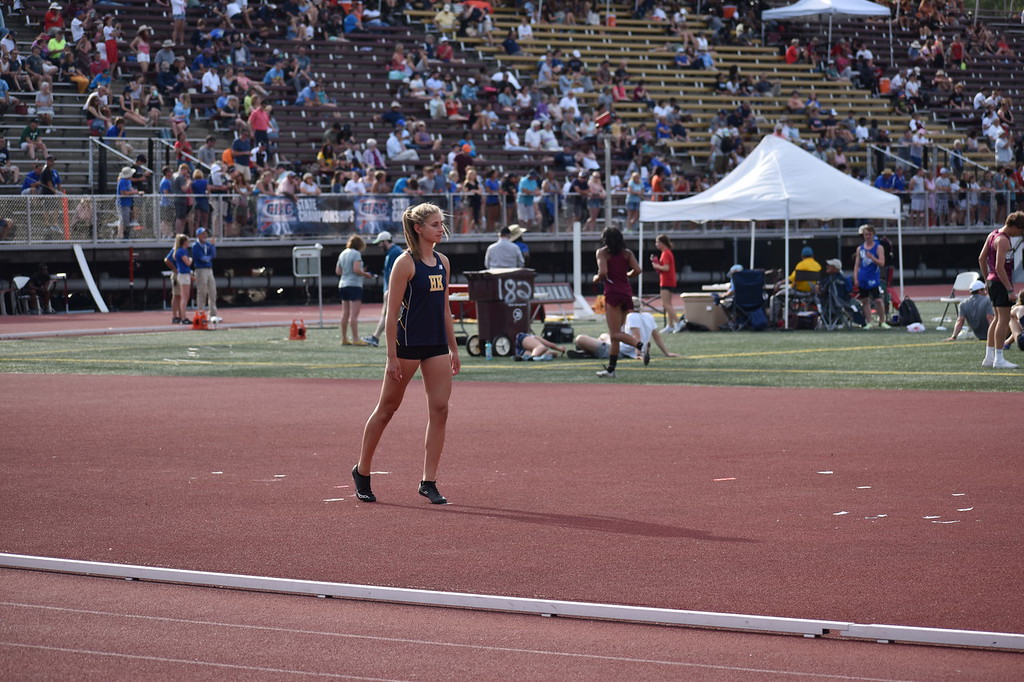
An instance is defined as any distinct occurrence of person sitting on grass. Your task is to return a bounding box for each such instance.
[514,331,566,361]
[946,280,994,342]
[571,298,678,362]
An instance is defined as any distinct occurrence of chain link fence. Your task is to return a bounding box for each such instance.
[0,189,1008,245]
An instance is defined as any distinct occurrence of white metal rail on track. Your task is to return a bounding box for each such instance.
[2,553,1021,651]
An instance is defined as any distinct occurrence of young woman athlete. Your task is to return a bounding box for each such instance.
[352,203,460,504]
[593,226,645,378]
[649,233,680,333]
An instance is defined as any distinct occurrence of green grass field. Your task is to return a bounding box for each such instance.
[2,301,1021,392]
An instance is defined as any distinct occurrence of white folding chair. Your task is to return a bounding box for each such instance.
[937,272,980,329]
[12,276,31,314]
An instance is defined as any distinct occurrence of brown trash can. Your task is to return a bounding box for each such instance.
[464,268,536,355]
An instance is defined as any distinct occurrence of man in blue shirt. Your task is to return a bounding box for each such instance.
[21,161,42,195]
[230,128,253,182]
[262,60,285,86]
[191,227,219,319]
[191,48,215,72]
[158,165,175,238]
[116,166,142,239]
[362,231,404,347]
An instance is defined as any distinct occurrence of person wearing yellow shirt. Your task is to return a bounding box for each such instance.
[790,246,822,293]
[770,246,822,325]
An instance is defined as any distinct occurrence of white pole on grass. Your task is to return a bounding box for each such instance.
[783,208,791,330]
[571,220,595,318]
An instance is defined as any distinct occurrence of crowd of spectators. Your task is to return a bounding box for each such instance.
[761,0,1024,227]
[3,0,1022,235]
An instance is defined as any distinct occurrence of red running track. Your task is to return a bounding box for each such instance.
[2,568,1020,681]
[2,373,1023,637]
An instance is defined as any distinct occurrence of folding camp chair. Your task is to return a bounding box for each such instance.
[726,269,769,331]
[818,274,863,331]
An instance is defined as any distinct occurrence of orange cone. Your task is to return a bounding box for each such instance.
[296,320,307,340]
[289,320,300,340]
[191,311,208,330]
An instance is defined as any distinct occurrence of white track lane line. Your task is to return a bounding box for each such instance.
[0,602,921,682]
[0,642,402,681]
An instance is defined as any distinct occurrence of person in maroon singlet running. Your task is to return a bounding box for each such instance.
[593,226,645,378]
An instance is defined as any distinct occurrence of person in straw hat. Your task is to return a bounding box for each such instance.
[116,166,144,239]
[130,25,153,73]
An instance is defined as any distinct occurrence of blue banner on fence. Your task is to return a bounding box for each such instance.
[256,195,410,237]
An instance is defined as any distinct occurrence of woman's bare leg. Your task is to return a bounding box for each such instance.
[357,357,419,475]
[660,288,679,327]
[340,300,351,342]
[418,353,453,481]
[349,299,362,342]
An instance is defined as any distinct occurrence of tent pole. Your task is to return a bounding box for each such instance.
[749,220,756,268]
[888,17,894,71]
[638,219,644,304]
[897,216,904,303]
[783,214,790,330]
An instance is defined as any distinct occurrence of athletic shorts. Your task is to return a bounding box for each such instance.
[177,272,192,286]
[175,202,189,219]
[857,285,881,301]
[988,279,1012,308]
[592,340,611,359]
[604,290,634,310]
[169,272,181,295]
[338,286,363,302]
[396,344,449,360]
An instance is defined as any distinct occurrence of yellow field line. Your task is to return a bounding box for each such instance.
[687,341,948,359]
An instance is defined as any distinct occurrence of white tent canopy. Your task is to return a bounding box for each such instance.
[639,135,903,327]
[762,0,893,66]
[762,0,891,21]
[640,134,899,223]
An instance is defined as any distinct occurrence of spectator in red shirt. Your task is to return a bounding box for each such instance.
[436,36,454,63]
[785,39,800,64]
[43,3,65,34]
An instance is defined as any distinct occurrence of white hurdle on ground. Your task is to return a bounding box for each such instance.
[2,553,1022,651]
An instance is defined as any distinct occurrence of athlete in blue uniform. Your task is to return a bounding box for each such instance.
[352,203,460,505]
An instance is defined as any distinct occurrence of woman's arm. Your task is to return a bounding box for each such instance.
[353,253,372,278]
[625,249,641,278]
[593,247,607,282]
[384,253,414,381]
[978,237,991,280]
[994,236,1013,291]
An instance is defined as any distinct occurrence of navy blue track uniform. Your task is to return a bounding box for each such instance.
[397,255,449,358]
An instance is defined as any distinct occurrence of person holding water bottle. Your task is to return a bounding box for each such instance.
[649,233,681,333]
